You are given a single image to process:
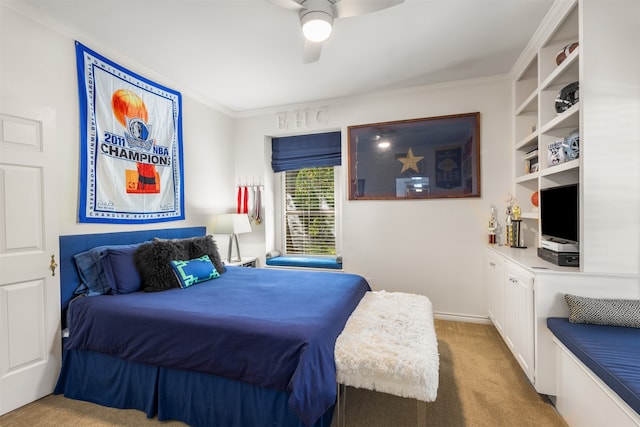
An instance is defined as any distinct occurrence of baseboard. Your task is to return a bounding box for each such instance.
[434,311,492,324]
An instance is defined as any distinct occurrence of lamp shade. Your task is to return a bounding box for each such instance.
[214,213,252,235]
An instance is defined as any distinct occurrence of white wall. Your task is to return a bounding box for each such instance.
[1,5,235,237]
[580,0,640,275]
[2,4,513,319]
[234,78,513,319]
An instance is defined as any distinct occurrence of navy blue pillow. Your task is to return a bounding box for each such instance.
[73,246,112,295]
[102,243,144,294]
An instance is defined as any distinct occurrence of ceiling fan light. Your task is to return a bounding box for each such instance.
[301,11,333,42]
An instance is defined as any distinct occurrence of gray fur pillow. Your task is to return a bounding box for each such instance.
[134,235,226,292]
[565,294,640,328]
[134,240,186,292]
[153,236,225,274]
[184,235,226,275]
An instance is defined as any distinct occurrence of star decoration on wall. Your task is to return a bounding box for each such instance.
[398,147,424,173]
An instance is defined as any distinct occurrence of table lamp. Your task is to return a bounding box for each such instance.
[214,213,252,262]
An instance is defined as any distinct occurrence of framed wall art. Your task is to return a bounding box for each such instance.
[347,112,480,200]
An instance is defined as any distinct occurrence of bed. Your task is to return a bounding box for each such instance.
[54,227,370,427]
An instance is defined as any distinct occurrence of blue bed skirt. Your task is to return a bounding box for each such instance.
[54,349,334,427]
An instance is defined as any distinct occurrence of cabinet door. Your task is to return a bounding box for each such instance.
[504,273,518,352]
[486,251,505,337]
[505,264,535,383]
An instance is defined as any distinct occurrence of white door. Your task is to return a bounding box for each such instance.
[0,101,60,415]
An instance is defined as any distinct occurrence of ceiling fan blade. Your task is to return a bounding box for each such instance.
[303,40,323,63]
[335,0,404,18]
[266,0,304,11]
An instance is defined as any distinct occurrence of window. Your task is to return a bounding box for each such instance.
[282,166,337,255]
[271,131,341,257]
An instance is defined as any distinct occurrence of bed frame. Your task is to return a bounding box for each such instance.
[56,226,333,427]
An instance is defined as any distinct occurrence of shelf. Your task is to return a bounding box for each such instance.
[521,211,539,220]
[515,90,539,115]
[540,158,579,177]
[540,48,580,91]
[540,104,579,135]
[516,131,539,151]
[516,171,539,184]
[538,2,579,82]
[514,55,538,108]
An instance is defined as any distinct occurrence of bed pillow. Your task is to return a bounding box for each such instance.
[134,240,186,292]
[170,255,220,289]
[102,244,143,294]
[73,245,112,295]
[154,235,226,274]
[187,235,226,274]
[565,294,640,328]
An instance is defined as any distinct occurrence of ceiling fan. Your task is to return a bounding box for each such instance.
[268,0,404,63]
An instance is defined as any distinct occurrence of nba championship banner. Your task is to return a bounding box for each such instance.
[76,41,184,223]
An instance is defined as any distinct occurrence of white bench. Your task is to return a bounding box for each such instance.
[334,291,439,424]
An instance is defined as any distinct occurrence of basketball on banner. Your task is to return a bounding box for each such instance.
[112,89,148,127]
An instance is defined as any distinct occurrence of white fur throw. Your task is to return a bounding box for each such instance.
[335,291,439,402]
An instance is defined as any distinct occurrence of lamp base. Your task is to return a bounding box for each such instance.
[227,234,242,263]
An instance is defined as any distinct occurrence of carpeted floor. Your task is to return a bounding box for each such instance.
[338,320,567,427]
[0,320,567,427]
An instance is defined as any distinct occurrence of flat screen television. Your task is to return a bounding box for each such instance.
[540,184,579,244]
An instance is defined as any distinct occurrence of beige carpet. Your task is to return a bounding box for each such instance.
[0,320,567,427]
[338,320,567,427]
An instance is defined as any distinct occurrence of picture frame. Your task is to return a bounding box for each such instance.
[347,112,480,200]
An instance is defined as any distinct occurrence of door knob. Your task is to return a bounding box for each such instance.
[49,254,58,277]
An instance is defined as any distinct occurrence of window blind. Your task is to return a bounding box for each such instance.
[271,131,341,172]
[284,167,336,255]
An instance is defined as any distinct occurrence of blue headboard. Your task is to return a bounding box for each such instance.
[59,226,206,313]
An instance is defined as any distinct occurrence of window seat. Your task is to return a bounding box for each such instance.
[265,256,342,270]
[547,317,640,426]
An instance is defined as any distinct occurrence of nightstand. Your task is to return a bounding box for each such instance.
[225,257,257,268]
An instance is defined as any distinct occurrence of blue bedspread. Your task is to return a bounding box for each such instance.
[65,266,370,426]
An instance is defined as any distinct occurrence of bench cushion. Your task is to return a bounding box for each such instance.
[335,291,439,402]
[547,317,640,415]
[266,256,342,269]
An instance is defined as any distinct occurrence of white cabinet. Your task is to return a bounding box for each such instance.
[488,246,640,396]
[487,248,535,384]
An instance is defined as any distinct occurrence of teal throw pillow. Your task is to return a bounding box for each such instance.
[170,255,220,289]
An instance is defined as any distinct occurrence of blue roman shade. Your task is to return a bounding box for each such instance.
[271,131,341,172]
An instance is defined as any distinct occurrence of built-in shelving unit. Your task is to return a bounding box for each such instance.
[512,0,580,250]
[490,0,640,411]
